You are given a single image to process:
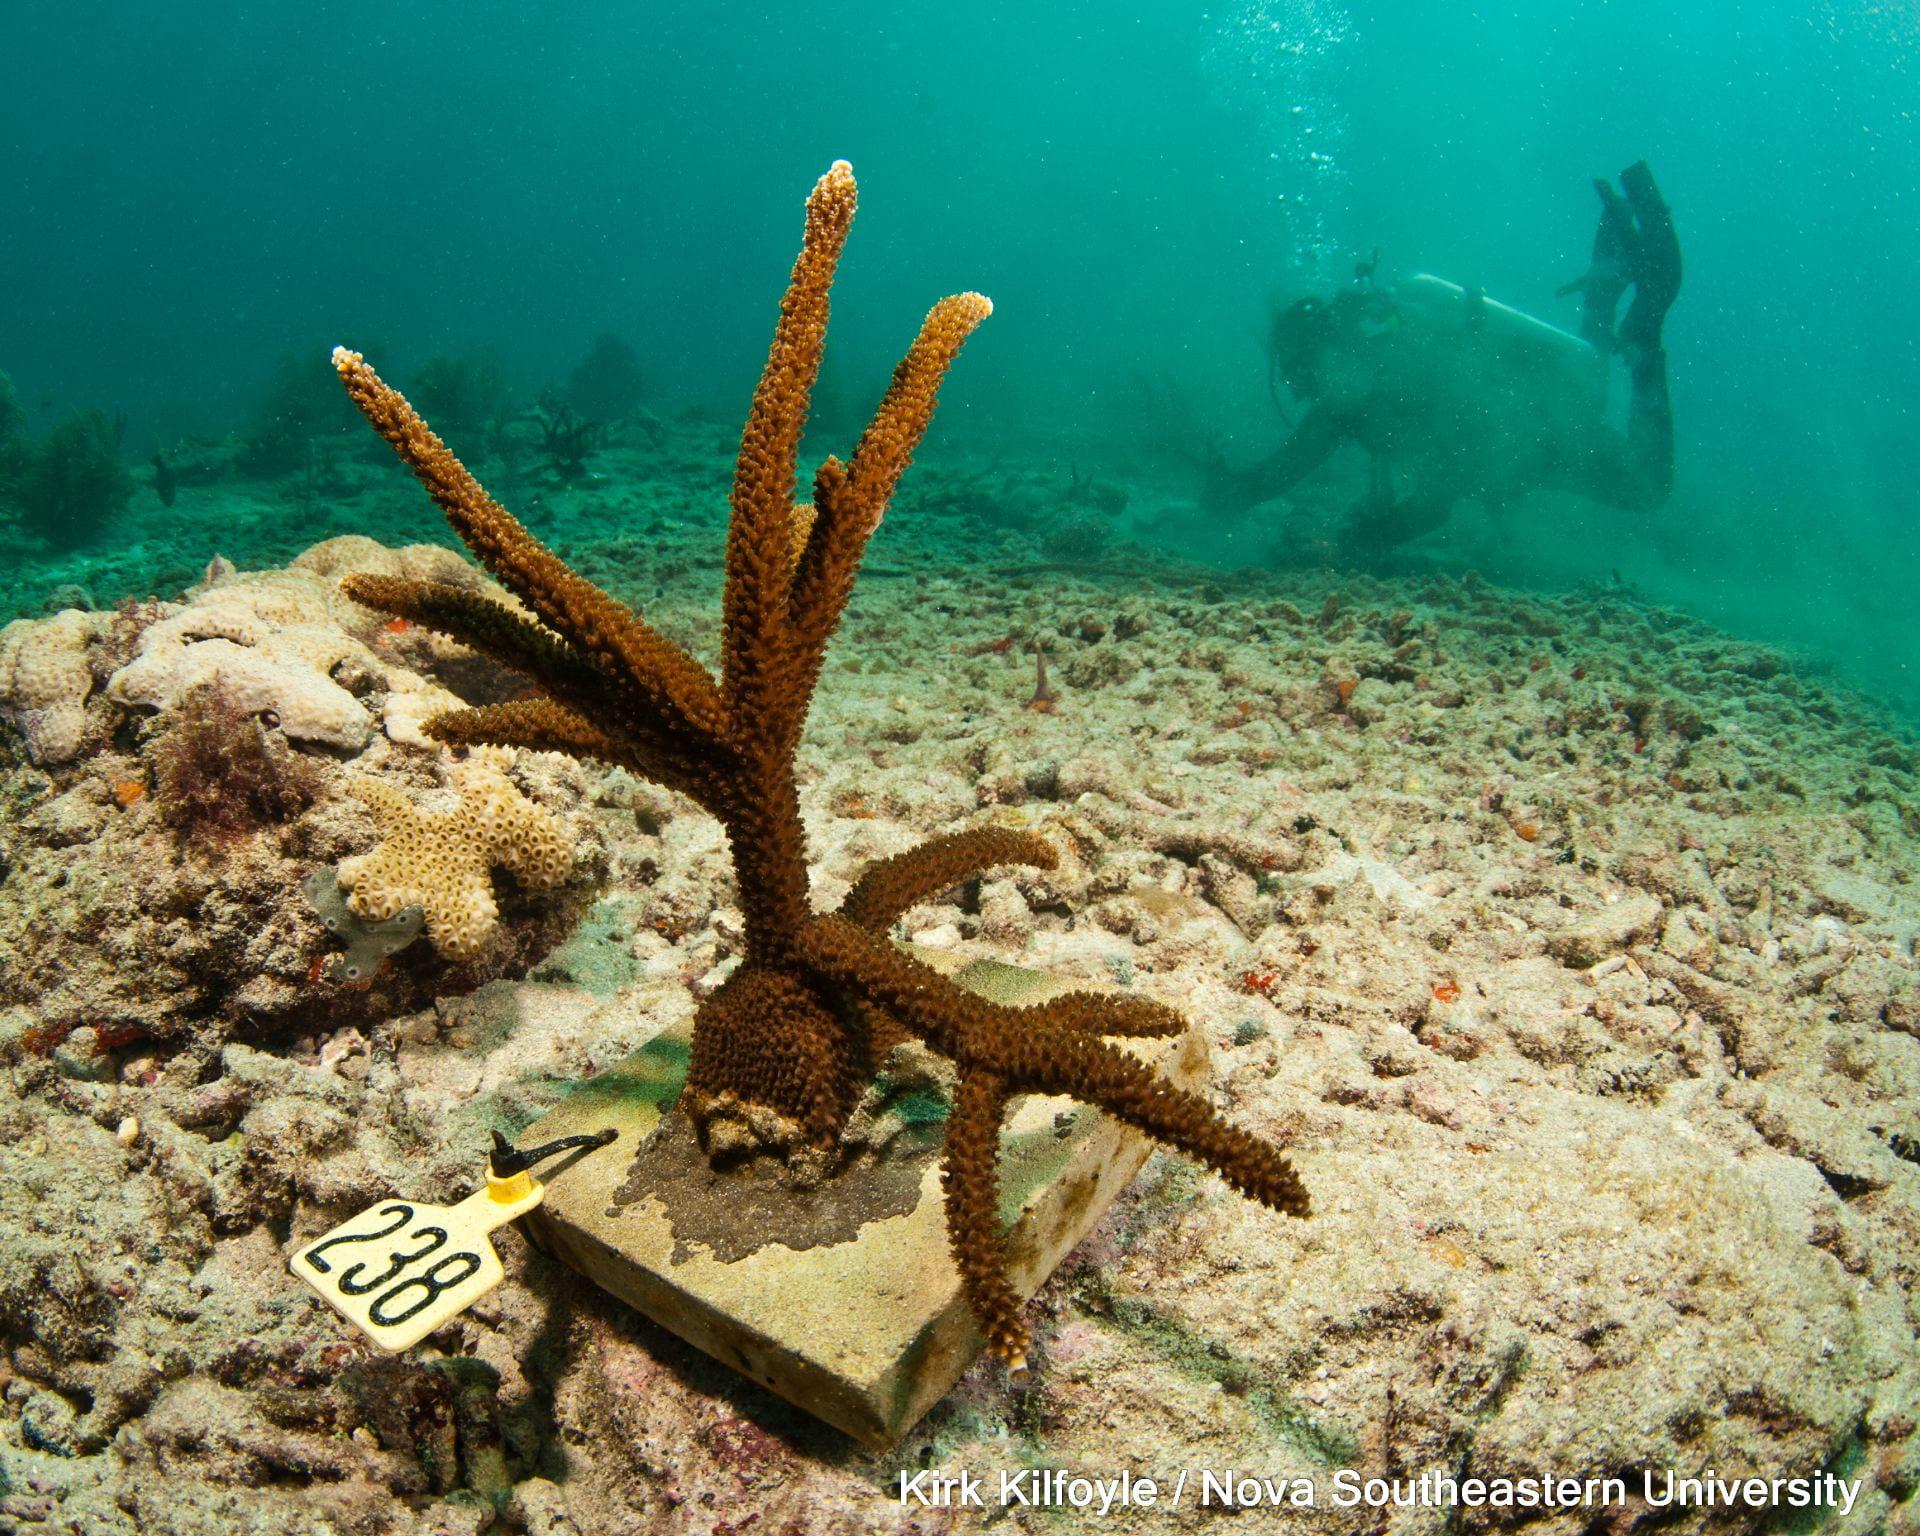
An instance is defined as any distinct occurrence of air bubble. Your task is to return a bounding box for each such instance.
[1202,0,1354,279]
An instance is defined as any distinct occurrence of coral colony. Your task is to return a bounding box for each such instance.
[328,162,1311,1371]
[335,746,574,961]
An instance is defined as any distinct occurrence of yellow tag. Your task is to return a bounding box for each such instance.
[289,1168,544,1352]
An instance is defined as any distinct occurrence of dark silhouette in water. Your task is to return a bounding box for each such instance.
[241,348,367,478]
[1207,161,1681,555]
[406,350,514,440]
[534,392,604,484]
[1,403,133,551]
[565,331,648,421]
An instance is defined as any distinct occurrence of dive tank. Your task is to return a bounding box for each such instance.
[1392,273,1606,419]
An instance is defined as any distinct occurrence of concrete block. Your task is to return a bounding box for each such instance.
[515,946,1207,1447]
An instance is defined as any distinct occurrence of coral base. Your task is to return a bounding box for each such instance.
[514,944,1207,1447]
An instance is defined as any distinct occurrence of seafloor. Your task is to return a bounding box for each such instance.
[1,420,1917,1536]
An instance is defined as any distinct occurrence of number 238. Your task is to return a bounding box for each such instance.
[302,1203,483,1327]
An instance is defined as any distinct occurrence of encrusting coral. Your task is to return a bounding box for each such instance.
[107,572,388,751]
[0,607,109,765]
[329,161,1310,1372]
[102,548,485,752]
[336,746,574,961]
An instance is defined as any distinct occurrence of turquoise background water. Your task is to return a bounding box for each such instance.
[3,2,1915,716]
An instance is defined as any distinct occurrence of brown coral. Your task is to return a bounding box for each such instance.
[331,160,1309,1373]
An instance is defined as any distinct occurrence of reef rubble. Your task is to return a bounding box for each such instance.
[1,460,1917,1531]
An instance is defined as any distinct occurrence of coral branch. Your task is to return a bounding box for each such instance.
[1016,990,1186,1040]
[840,827,1057,931]
[942,1069,1026,1372]
[339,575,597,698]
[339,574,713,791]
[331,347,724,746]
[722,161,857,727]
[804,915,1309,1213]
[845,293,994,510]
[777,294,993,737]
[422,699,630,771]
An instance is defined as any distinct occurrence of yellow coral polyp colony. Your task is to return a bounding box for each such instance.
[336,746,572,961]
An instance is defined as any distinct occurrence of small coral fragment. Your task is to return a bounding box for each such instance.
[335,747,574,961]
[1027,643,1058,713]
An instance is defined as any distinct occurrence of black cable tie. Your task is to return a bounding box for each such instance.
[489,1127,617,1179]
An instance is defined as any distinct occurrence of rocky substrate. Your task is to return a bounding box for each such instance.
[1,452,1917,1535]
[0,535,607,1053]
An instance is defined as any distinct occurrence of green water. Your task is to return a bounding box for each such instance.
[2,1,1916,722]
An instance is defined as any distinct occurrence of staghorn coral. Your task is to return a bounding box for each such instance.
[335,746,574,961]
[329,161,1309,1372]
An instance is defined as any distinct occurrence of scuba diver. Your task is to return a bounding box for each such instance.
[1204,161,1682,553]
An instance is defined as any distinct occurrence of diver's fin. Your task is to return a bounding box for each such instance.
[1616,160,1681,353]
[1566,175,1635,347]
